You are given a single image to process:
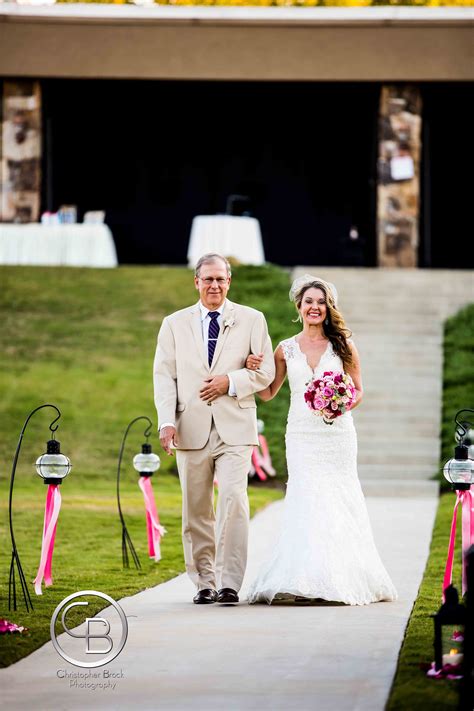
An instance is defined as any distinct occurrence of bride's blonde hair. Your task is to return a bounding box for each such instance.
[293,280,353,368]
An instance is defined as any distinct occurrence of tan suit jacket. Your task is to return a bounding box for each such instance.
[153,299,275,449]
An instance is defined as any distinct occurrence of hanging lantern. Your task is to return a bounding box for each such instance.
[34,438,71,595]
[135,443,165,562]
[35,439,72,483]
[133,443,161,476]
[442,411,474,599]
[116,416,166,570]
[8,403,69,611]
[443,444,474,489]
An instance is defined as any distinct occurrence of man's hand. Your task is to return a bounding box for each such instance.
[159,425,177,456]
[200,375,230,403]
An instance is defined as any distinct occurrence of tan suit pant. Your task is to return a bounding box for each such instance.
[176,422,252,592]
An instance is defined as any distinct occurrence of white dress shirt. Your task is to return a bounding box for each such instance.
[159,300,236,431]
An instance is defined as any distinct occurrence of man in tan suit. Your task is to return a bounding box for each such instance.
[154,253,275,604]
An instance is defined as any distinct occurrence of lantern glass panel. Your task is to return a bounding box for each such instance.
[133,452,160,473]
[441,624,464,667]
[443,458,474,485]
[35,453,71,480]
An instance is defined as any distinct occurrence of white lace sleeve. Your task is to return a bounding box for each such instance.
[279,338,297,363]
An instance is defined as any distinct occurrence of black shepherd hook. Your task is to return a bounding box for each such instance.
[116,416,153,570]
[8,404,62,612]
[454,409,474,444]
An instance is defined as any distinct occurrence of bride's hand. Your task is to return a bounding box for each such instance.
[246,353,264,371]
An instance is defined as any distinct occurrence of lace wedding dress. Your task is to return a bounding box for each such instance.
[247,336,397,605]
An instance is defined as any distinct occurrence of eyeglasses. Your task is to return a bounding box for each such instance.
[199,277,229,285]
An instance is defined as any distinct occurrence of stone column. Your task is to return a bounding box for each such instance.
[0,80,42,223]
[377,85,422,268]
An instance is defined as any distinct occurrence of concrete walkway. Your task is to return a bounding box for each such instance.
[2,494,437,711]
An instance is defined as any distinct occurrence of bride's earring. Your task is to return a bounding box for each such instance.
[325,318,329,325]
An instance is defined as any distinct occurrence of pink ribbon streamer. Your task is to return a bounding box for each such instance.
[251,435,276,481]
[251,447,267,481]
[258,435,276,477]
[34,484,61,595]
[442,488,474,597]
[138,477,166,562]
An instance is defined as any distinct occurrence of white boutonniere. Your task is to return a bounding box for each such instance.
[224,317,235,329]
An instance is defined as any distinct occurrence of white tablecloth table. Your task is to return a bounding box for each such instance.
[0,224,118,268]
[187,215,265,267]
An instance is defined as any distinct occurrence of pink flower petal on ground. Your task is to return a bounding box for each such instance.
[0,619,27,634]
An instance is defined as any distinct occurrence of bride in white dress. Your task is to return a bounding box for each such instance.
[246,275,397,605]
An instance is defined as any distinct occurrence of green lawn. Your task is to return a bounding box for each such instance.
[387,303,474,710]
[0,264,288,667]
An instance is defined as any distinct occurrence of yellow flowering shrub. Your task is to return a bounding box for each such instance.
[57,0,474,6]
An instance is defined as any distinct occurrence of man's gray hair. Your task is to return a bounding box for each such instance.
[194,253,232,278]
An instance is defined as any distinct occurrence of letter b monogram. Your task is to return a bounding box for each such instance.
[85,618,113,654]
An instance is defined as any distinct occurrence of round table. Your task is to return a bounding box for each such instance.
[0,224,118,268]
[187,215,265,267]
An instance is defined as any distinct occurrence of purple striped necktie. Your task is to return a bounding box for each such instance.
[207,311,220,366]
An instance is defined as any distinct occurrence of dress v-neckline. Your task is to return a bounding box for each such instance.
[294,336,330,374]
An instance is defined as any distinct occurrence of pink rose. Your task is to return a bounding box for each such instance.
[314,397,325,410]
[305,393,317,411]
[334,374,343,384]
[331,401,339,411]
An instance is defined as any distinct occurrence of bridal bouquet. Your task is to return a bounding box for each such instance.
[304,371,356,425]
